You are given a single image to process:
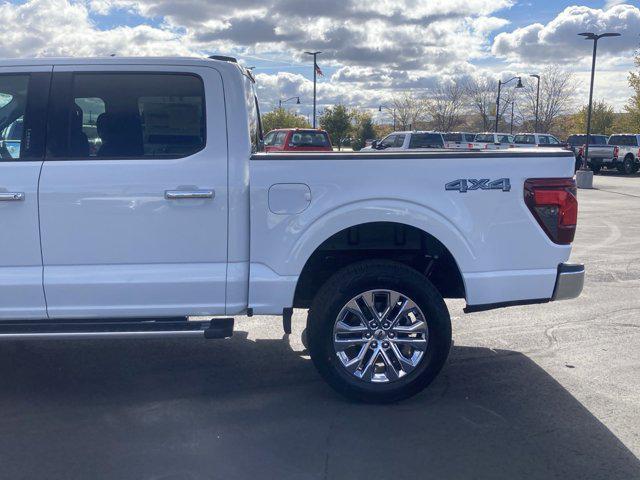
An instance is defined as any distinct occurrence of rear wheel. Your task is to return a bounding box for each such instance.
[618,155,636,175]
[307,260,451,403]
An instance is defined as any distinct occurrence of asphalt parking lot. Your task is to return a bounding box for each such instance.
[1,172,639,480]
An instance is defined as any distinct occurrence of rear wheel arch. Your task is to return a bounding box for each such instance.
[293,221,466,309]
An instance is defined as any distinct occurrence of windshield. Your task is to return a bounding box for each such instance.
[289,131,330,147]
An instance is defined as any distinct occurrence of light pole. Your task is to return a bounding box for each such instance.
[510,100,515,134]
[304,51,322,128]
[530,74,540,132]
[378,105,396,131]
[279,96,300,109]
[495,76,523,133]
[578,32,621,172]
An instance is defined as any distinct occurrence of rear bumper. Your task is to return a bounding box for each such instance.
[463,263,584,313]
[552,263,585,301]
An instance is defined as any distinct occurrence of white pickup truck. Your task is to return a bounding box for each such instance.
[0,56,584,402]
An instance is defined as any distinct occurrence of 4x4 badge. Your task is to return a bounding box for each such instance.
[445,178,511,193]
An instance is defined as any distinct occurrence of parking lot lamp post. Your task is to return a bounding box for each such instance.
[578,32,621,172]
[495,76,523,133]
[530,74,540,132]
[279,96,300,109]
[379,105,397,131]
[304,51,322,128]
[510,100,515,134]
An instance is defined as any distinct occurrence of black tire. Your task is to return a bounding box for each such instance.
[618,156,635,175]
[307,260,451,403]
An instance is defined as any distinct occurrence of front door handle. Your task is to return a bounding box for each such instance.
[165,190,215,200]
[0,192,24,201]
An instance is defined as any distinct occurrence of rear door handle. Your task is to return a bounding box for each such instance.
[165,190,215,200]
[0,192,24,201]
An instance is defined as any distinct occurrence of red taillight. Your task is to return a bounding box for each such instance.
[613,146,619,159]
[524,178,578,245]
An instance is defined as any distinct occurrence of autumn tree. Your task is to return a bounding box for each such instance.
[570,100,616,135]
[519,66,575,133]
[351,112,376,151]
[261,107,310,134]
[319,105,353,150]
[392,92,429,130]
[623,49,640,132]
[427,82,466,132]
[464,77,513,132]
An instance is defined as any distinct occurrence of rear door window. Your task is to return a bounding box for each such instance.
[514,134,535,144]
[0,73,49,160]
[394,134,406,147]
[538,135,550,144]
[609,135,635,146]
[444,133,462,142]
[475,134,494,143]
[48,73,206,159]
[409,133,443,148]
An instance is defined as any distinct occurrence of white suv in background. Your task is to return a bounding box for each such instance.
[473,132,515,150]
[369,131,445,151]
[513,133,563,148]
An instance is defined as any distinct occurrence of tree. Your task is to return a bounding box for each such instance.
[261,107,310,134]
[351,113,376,151]
[319,105,352,150]
[570,100,616,135]
[427,82,466,132]
[464,77,513,132]
[519,66,575,133]
[392,92,429,130]
[623,49,640,132]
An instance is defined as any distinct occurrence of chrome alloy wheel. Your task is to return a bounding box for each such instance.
[333,290,429,383]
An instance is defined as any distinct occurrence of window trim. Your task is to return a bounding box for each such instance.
[0,72,50,162]
[45,71,207,161]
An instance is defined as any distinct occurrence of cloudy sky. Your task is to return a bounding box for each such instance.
[1,0,639,118]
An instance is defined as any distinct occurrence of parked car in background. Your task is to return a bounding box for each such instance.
[512,133,564,148]
[473,132,514,150]
[367,131,445,151]
[566,134,608,171]
[264,128,332,152]
[607,134,640,175]
[443,132,476,149]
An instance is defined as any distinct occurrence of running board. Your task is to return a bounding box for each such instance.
[0,317,234,340]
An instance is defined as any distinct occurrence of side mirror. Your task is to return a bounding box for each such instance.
[371,140,378,149]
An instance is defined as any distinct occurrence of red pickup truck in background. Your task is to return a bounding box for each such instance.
[264,128,333,152]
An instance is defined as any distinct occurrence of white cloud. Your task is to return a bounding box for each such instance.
[492,5,640,63]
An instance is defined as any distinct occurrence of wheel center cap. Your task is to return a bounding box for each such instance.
[375,329,386,340]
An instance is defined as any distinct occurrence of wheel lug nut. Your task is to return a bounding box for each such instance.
[364,332,372,339]
[382,322,390,329]
[371,341,378,349]
[382,341,390,349]
[370,322,378,329]
[388,332,395,339]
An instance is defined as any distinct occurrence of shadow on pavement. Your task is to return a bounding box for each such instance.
[0,332,638,480]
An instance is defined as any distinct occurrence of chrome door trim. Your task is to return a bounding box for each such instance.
[165,190,215,200]
[0,192,25,201]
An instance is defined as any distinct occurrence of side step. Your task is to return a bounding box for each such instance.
[0,317,234,340]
